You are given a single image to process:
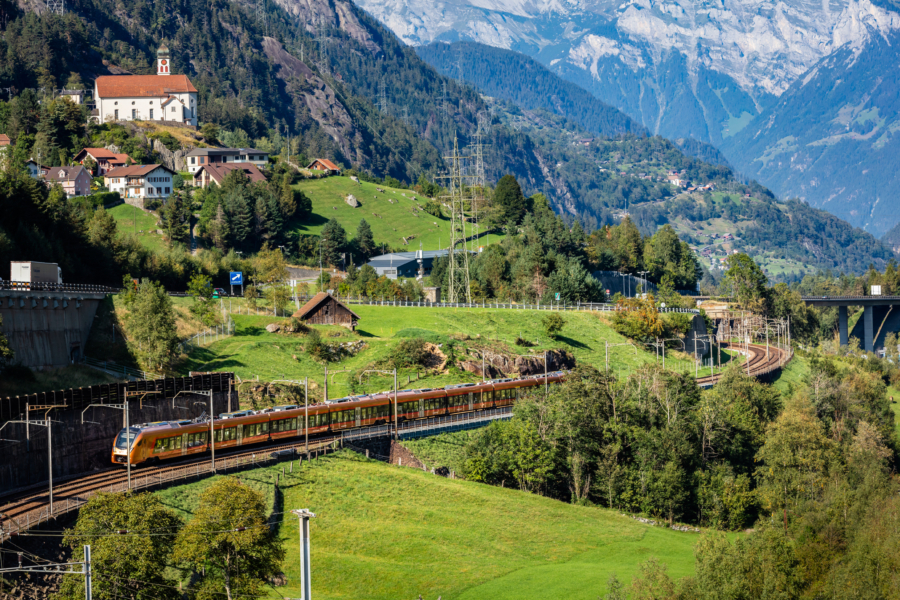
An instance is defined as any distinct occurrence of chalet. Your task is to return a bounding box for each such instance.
[42,166,92,197]
[92,45,199,126]
[193,163,266,189]
[184,147,269,174]
[74,148,133,175]
[104,164,175,201]
[307,158,340,175]
[293,292,360,331]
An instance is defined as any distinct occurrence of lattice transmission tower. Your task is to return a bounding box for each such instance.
[256,0,267,35]
[468,111,491,245]
[438,137,474,303]
[46,0,65,16]
[377,77,389,115]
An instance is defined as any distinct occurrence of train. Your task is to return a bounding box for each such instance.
[111,371,568,466]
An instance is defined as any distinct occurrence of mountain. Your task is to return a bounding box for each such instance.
[722,29,900,236]
[415,41,645,138]
[355,0,900,234]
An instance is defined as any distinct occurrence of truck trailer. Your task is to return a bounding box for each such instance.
[10,261,63,284]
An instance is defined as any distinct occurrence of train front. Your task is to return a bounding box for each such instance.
[111,426,141,465]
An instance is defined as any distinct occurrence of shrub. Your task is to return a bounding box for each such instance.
[305,328,330,362]
[515,336,535,347]
[423,200,443,218]
[92,191,121,206]
[542,313,566,338]
[389,337,431,368]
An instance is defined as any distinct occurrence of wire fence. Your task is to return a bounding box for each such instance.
[179,317,235,353]
[82,357,151,381]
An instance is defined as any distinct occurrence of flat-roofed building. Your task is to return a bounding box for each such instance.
[184,148,269,174]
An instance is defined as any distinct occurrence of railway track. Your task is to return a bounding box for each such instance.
[696,342,790,387]
[1,344,790,541]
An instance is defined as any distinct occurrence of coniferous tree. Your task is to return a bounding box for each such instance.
[493,174,526,226]
[320,218,347,267]
[355,219,375,261]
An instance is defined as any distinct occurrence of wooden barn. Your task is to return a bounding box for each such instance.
[293,292,360,330]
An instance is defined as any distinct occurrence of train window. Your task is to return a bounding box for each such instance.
[290,418,297,429]
[215,429,222,442]
[222,427,236,441]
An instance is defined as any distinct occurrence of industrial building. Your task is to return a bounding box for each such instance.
[366,250,456,280]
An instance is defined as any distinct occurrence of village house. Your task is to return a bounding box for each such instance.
[42,166,92,197]
[92,45,199,126]
[293,292,360,331]
[74,148,133,175]
[59,89,86,105]
[184,147,269,174]
[0,134,9,147]
[193,163,266,189]
[25,160,49,179]
[306,158,340,175]
[104,164,175,202]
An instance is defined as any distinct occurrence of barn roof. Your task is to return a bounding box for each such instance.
[292,292,360,320]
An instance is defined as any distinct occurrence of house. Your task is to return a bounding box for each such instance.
[306,158,340,175]
[92,45,199,126]
[59,89,85,105]
[74,148,133,175]
[25,160,50,179]
[193,163,266,189]
[42,166,92,197]
[292,292,360,330]
[104,164,175,203]
[0,134,9,147]
[184,148,269,174]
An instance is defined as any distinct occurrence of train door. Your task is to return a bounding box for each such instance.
[181,433,188,456]
[236,424,244,446]
[355,407,361,428]
[418,399,425,418]
[468,392,474,411]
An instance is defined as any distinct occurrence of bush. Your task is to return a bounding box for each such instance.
[515,336,535,347]
[422,200,443,218]
[305,328,331,362]
[542,313,566,338]
[389,337,431,368]
[92,191,121,206]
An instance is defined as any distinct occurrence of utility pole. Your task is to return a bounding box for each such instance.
[0,546,91,598]
[291,510,317,600]
[1,404,66,513]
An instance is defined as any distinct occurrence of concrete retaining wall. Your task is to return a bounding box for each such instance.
[0,291,105,368]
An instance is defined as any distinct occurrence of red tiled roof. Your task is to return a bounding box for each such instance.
[105,164,173,178]
[194,163,267,185]
[76,148,133,164]
[0,134,10,146]
[307,158,340,171]
[95,74,197,98]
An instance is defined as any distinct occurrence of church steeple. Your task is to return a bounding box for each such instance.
[157,44,171,76]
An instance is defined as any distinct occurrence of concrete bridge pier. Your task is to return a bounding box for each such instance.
[839,306,848,347]
[864,306,874,353]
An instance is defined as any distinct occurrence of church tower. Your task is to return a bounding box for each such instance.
[157,44,171,76]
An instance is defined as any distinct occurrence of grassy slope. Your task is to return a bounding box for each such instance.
[155,452,699,600]
[175,305,716,399]
[107,203,166,253]
[292,176,500,251]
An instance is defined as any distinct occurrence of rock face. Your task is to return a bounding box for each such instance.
[346,194,360,207]
[461,349,575,377]
[360,0,900,145]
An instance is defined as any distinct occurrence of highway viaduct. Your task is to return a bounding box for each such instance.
[800,296,900,354]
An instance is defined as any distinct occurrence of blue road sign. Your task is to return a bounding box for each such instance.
[230,271,243,285]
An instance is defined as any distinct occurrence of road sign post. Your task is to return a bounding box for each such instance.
[230,271,243,298]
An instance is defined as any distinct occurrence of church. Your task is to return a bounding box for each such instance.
[92,45,199,127]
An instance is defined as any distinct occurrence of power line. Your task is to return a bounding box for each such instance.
[437,137,474,303]
[45,0,64,16]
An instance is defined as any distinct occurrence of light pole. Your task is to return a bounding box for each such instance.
[291,509,317,600]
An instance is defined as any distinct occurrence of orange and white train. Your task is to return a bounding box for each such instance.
[111,372,567,466]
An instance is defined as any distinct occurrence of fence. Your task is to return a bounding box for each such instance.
[82,357,151,381]
[0,282,118,293]
[179,317,236,353]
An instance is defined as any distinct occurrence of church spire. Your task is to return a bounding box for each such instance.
[157,44,171,76]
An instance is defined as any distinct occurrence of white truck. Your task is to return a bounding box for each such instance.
[10,261,63,284]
